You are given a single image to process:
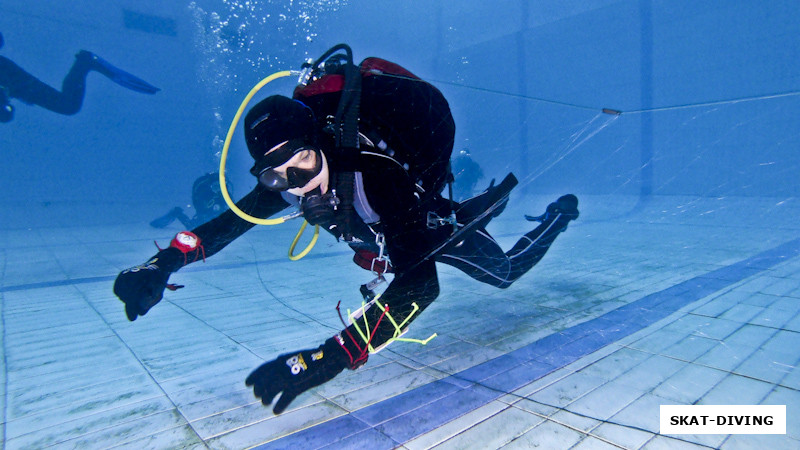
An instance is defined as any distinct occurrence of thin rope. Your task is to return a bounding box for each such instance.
[623,89,800,114]
[415,72,800,116]
[426,77,601,112]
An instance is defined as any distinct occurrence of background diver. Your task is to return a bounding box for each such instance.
[150,172,233,229]
[451,148,484,201]
[0,31,159,123]
[113,49,579,415]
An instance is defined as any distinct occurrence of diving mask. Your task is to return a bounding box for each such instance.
[250,139,324,191]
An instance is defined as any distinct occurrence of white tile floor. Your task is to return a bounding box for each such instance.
[1,194,799,449]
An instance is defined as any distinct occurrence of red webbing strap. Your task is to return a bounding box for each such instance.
[294,74,345,98]
[360,57,420,80]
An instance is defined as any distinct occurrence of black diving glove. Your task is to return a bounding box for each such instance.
[246,337,350,414]
[113,247,184,321]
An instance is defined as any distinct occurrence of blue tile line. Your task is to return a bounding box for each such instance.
[1,231,534,293]
[0,250,352,293]
[257,237,800,449]
[0,231,529,293]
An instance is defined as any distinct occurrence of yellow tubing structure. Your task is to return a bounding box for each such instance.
[218,69,320,260]
[288,219,320,261]
[219,69,292,225]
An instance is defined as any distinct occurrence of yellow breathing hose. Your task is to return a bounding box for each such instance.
[288,220,319,261]
[218,69,319,260]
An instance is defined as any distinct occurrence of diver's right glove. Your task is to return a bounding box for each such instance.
[114,248,179,321]
[113,231,204,321]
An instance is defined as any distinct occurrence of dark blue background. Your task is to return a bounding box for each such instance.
[1,0,798,228]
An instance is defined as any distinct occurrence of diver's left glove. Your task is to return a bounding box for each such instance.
[246,336,351,415]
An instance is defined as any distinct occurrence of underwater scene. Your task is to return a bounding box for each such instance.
[1,0,799,448]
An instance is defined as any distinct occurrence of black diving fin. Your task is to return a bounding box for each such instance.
[435,173,519,256]
[149,207,181,228]
[78,50,160,94]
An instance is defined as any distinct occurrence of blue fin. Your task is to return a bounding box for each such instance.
[80,51,160,94]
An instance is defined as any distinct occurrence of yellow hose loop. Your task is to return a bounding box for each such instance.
[288,220,320,261]
[219,70,296,225]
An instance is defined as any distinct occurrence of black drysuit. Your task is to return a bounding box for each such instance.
[165,72,571,356]
[0,54,91,119]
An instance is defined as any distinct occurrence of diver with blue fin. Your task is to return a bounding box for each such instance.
[112,44,578,415]
[0,32,158,123]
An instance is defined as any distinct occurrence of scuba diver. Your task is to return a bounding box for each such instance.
[0,31,158,123]
[150,172,233,229]
[451,148,484,201]
[112,45,579,415]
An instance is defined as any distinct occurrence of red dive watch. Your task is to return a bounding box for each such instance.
[168,231,205,264]
[171,231,200,253]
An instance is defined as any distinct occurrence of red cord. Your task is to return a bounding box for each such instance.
[335,301,363,367]
[335,300,388,369]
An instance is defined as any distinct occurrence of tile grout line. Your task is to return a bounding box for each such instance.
[42,283,212,449]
